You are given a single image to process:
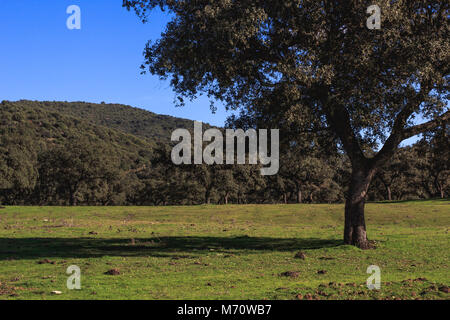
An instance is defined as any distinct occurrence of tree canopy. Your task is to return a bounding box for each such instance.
[0,100,447,207]
[124,0,449,248]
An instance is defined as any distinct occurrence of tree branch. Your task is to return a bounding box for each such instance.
[316,85,366,166]
[402,111,450,139]
[372,110,449,168]
[325,104,366,165]
[371,83,434,168]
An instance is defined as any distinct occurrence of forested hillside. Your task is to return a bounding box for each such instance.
[7,100,195,142]
[0,100,154,205]
[0,100,448,206]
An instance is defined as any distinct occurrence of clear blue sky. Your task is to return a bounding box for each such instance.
[0,0,230,126]
[0,0,425,145]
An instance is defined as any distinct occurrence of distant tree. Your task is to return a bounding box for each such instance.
[374,148,411,201]
[267,173,291,204]
[0,134,38,204]
[125,1,449,248]
[280,143,342,204]
[37,139,120,205]
[138,143,182,205]
[215,167,237,205]
[192,164,219,204]
[233,164,266,204]
[416,127,450,199]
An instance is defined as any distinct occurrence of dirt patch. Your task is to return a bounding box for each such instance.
[0,283,15,296]
[294,251,306,259]
[37,259,55,264]
[0,282,28,296]
[438,286,449,293]
[366,240,378,249]
[413,277,428,282]
[300,293,320,300]
[105,268,121,275]
[280,271,300,278]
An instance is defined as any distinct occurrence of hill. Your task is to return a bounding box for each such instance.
[0,100,155,163]
[0,100,160,204]
[0,100,219,206]
[0,100,446,206]
[7,100,197,142]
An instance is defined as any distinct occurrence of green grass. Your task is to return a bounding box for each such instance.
[0,200,448,300]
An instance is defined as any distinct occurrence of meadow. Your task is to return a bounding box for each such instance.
[0,200,448,300]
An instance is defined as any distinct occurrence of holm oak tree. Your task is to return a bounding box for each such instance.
[124,0,449,248]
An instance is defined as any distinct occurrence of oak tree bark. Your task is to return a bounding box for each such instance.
[344,165,377,248]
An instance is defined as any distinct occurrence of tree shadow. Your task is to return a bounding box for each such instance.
[371,198,449,204]
[0,236,343,260]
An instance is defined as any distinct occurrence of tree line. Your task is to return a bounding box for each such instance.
[122,0,449,248]
[1,100,447,206]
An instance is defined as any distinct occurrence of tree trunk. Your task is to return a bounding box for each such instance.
[69,182,81,206]
[387,186,392,201]
[297,190,302,203]
[70,192,77,206]
[344,166,376,249]
[224,193,229,205]
[283,193,287,204]
[205,188,211,204]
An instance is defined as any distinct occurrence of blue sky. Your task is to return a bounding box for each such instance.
[0,1,427,145]
[0,0,230,126]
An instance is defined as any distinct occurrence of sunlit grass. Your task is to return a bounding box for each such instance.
[0,200,448,300]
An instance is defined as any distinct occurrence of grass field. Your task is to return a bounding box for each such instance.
[0,200,448,300]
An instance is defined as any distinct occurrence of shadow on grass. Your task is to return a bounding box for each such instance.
[0,236,342,260]
[371,198,449,204]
